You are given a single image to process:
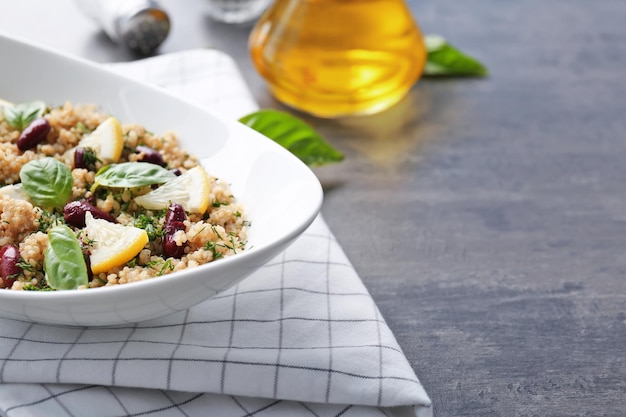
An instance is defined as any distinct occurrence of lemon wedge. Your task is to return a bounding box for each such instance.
[134,165,211,214]
[0,184,30,201]
[84,211,148,274]
[78,117,123,163]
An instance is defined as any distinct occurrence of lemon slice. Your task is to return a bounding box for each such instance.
[134,166,211,214]
[0,184,30,201]
[84,212,148,274]
[78,117,123,163]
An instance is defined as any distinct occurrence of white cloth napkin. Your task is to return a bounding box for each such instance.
[0,49,431,417]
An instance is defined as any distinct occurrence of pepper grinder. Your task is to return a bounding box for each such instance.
[74,0,171,56]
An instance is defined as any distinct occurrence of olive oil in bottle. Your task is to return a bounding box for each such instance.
[249,0,426,118]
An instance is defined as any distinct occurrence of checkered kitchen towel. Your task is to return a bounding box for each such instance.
[0,50,431,417]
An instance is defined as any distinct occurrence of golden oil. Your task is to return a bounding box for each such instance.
[249,0,426,118]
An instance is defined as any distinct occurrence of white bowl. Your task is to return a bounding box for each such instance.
[0,33,323,326]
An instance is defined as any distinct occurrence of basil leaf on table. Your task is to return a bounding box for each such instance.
[3,100,46,131]
[239,110,344,167]
[19,157,73,209]
[44,225,88,290]
[423,34,488,77]
[94,162,176,189]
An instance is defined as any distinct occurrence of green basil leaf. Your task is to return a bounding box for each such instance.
[3,100,46,130]
[423,35,488,77]
[94,162,177,189]
[19,157,73,208]
[239,110,344,167]
[44,225,89,290]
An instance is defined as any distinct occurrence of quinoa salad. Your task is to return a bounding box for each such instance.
[0,100,248,291]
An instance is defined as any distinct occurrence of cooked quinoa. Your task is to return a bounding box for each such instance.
[0,101,248,290]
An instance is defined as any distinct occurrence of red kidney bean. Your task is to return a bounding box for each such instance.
[167,220,186,233]
[64,201,118,228]
[135,146,165,166]
[163,203,187,258]
[74,147,87,169]
[170,168,182,176]
[165,203,186,226]
[74,147,100,171]
[0,244,22,288]
[83,253,94,281]
[86,194,97,205]
[17,117,51,151]
[162,233,186,259]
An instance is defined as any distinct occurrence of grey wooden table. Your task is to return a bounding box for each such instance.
[2,0,625,415]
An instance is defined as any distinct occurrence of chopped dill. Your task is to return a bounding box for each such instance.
[204,241,224,260]
[210,225,223,240]
[145,259,160,269]
[146,258,175,276]
[37,209,65,233]
[80,147,101,171]
[160,259,174,275]
[191,226,207,238]
[229,235,238,254]
[75,121,91,134]
[133,213,164,241]
[17,258,36,273]
[23,281,54,291]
